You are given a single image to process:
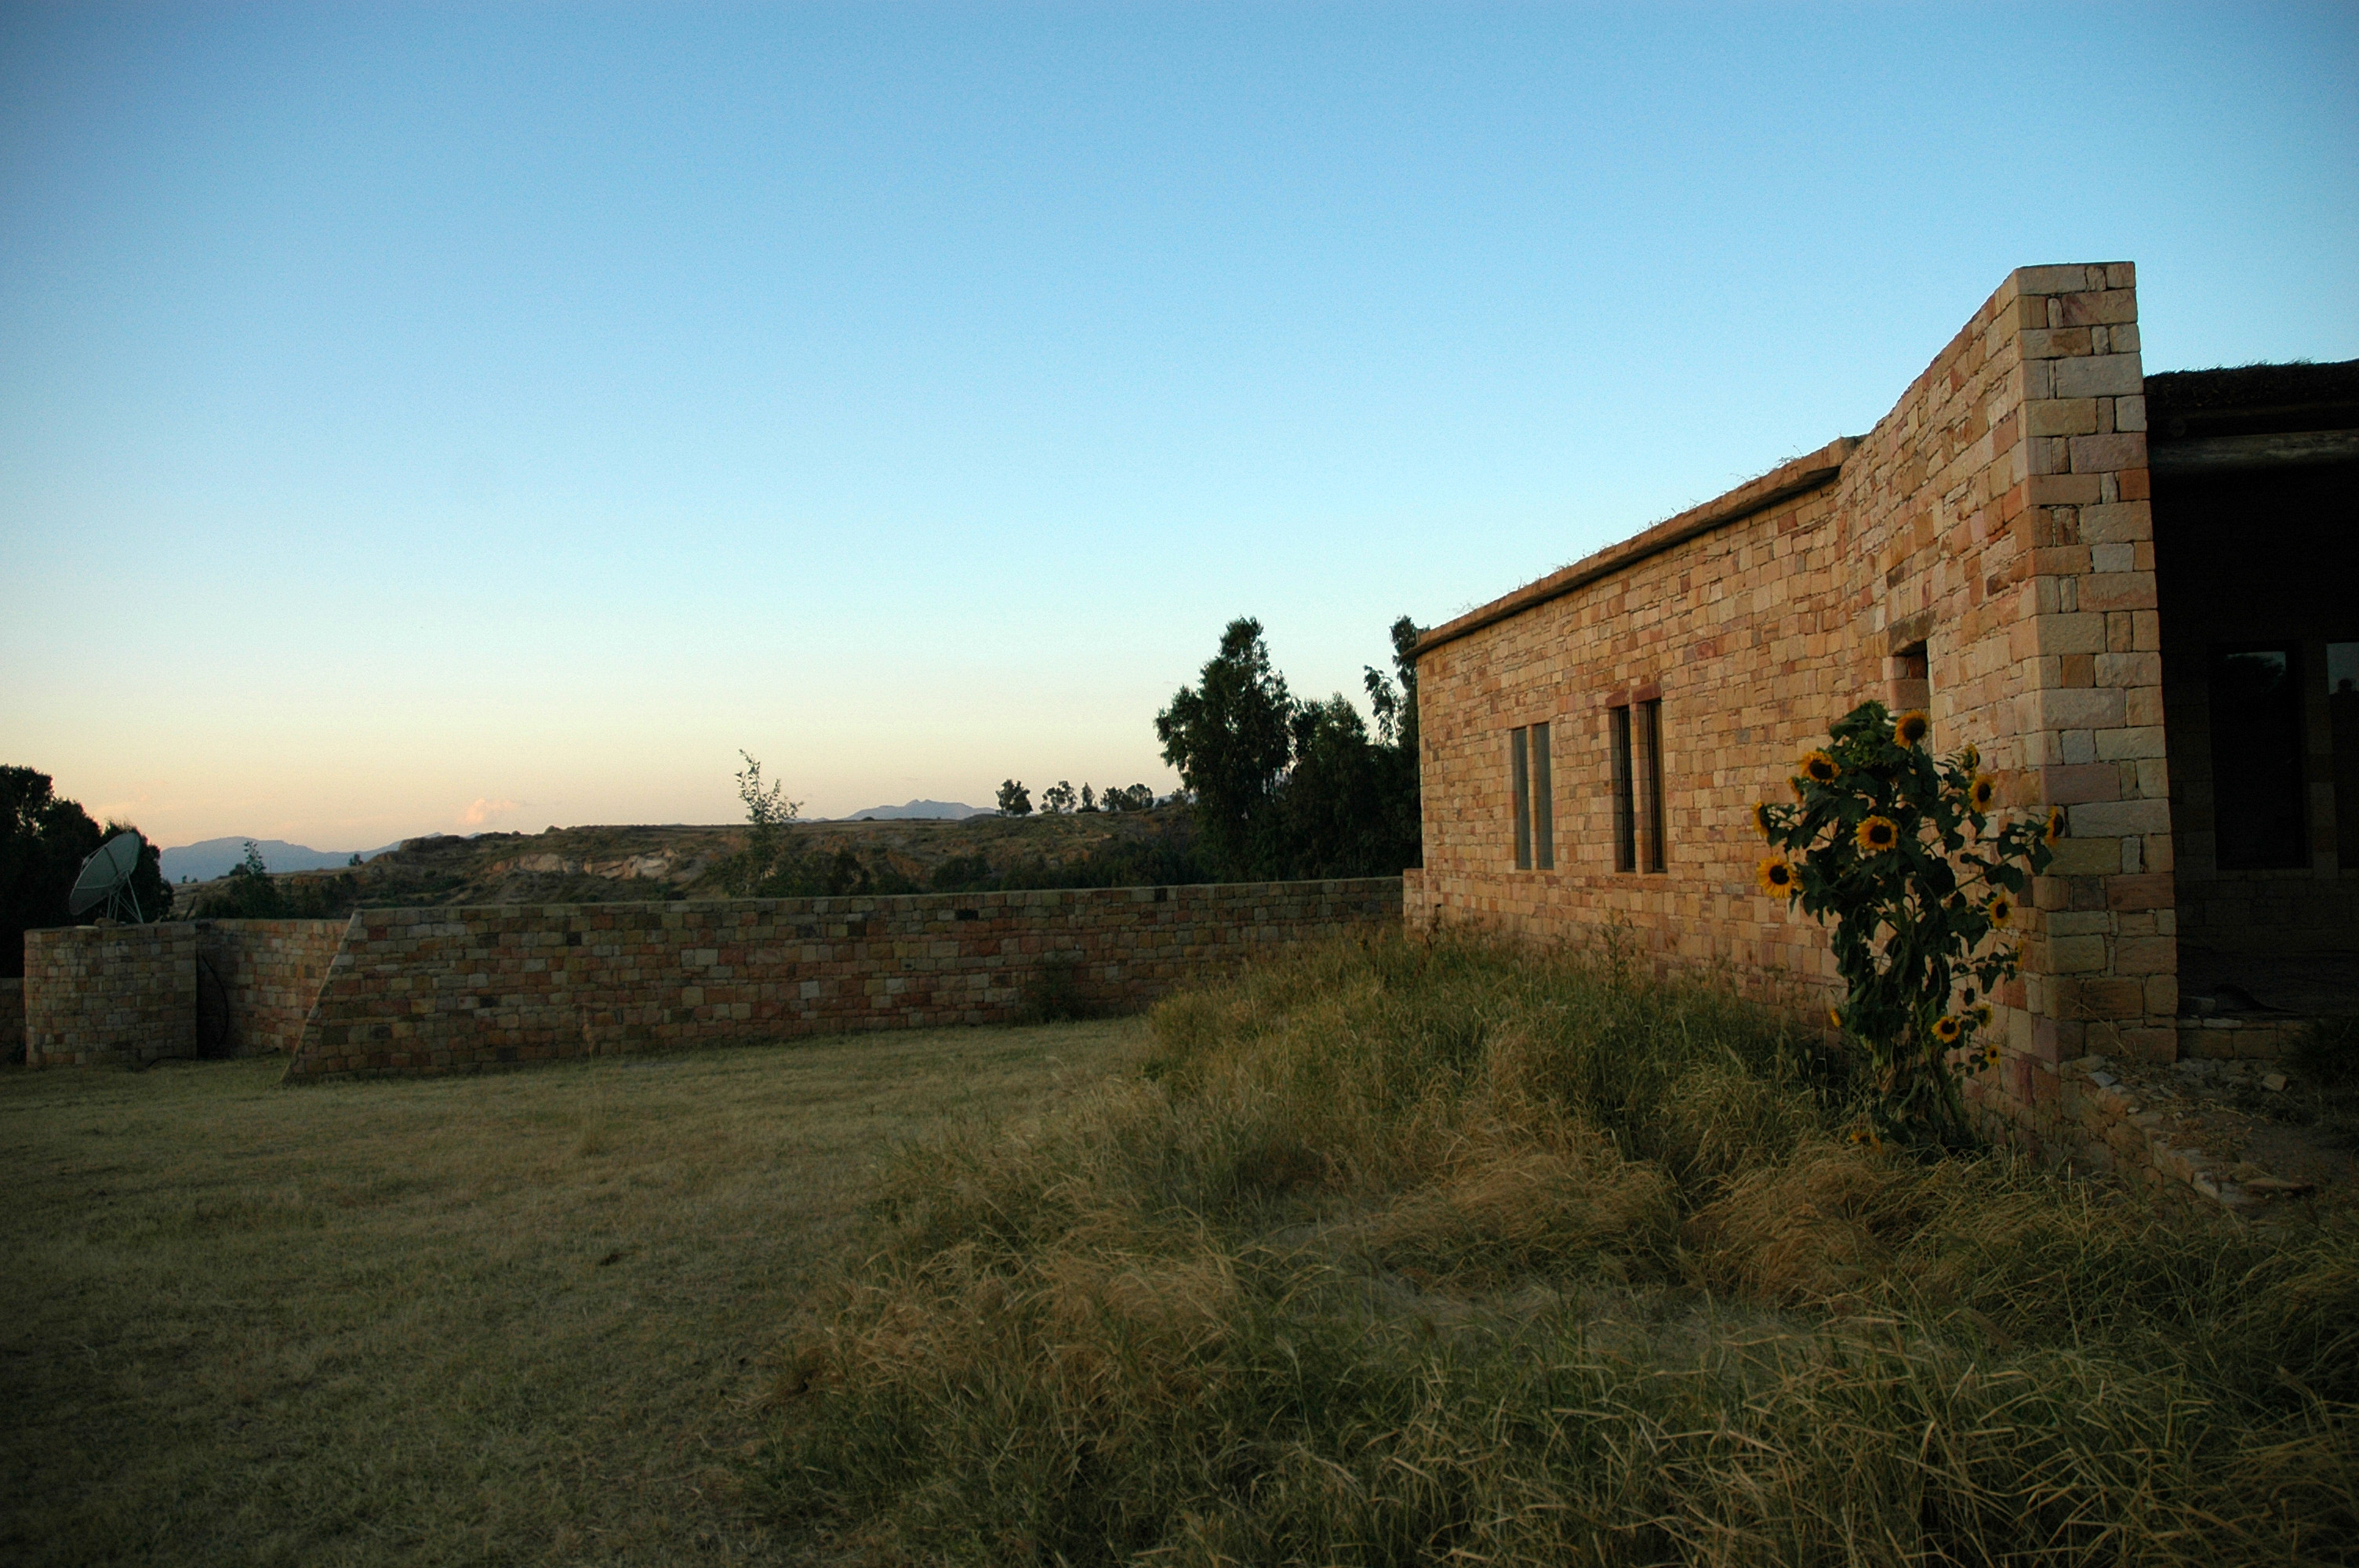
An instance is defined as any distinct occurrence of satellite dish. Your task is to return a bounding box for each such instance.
[68,831,148,923]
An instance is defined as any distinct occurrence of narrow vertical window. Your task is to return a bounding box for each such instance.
[1510,726,1532,870]
[2211,647,2304,869]
[2330,642,2359,873]
[1609,706,1636,873]
[1530,721,1554,870]
[1638,699,1667,873]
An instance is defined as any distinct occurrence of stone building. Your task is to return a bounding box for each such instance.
[1405,263,2357,1131]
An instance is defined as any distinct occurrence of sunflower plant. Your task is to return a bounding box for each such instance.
[1753,701,2059,1149]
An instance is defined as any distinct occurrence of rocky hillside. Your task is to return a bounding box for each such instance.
[172,808,1200,915]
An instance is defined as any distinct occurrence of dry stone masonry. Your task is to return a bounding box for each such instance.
[285,880,1398,1079]
[17,880,1400,1079]
[24,923,199,1068]
[1408,263,2215,1155]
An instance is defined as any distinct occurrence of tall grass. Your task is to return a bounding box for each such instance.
[763,934,2357,1565]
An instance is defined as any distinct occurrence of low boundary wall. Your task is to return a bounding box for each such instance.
[24,923,199,1068]
[200,920,348,1057]
[283,880,1402,1079]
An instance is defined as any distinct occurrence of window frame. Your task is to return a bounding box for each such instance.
[1508,721,1554,872]
[1609,706,1637,873]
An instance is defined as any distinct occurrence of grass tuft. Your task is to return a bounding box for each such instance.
[764,933,2359,1564]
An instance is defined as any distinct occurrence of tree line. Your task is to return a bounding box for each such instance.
[1,766,172,981]
[1154,615,1421,881]
[994,780,1158,816]
[725,611,1423,897]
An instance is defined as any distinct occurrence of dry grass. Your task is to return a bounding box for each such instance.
[0,1018,1151,1566]
[765,935,2359,1566]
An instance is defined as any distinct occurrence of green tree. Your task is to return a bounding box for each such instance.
[2,766,171,975]
[996,779,1031,817]
[1361,614,1423,870]
[1267,695,1413,877]
[1754,701,2058,1149]
[1155,618,1296,878]
[721,752,805,895]
[1041,781,1077,815]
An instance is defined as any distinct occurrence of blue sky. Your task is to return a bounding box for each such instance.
[5,2,2354,849]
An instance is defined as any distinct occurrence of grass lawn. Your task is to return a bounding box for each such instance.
[0,1018,1151,1566]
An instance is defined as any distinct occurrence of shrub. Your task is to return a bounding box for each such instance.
[1754,701,2055,1149]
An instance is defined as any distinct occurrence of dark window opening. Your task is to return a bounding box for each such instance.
[1530,722,1554,871]
[1891,641,1930,715]
[1510,727,1532,871]
[2210,645,2306,869]
[1509,723,1554,872]
[1638,699,1667,873]
[2332,642,2359,872]
[1609,706,1636,872]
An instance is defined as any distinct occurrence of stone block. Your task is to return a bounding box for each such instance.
[2041,687,2127,730]
[2078,572,2157,613]
[2042,763,2122,804]
[2070,798,2171,837]
[2048,935,2109,973]
[2106,873,2174,911]
[2077,501,2152,544]
[2094,724,2166,760]
[2069,432,2147,474]
[2052,354,2143,398]
[2047,838,2125,877]
[2027,399,2100,437]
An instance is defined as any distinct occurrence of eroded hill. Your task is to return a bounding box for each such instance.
[172,808,1202,916]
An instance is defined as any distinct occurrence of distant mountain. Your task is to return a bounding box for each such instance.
[162,837,400,883]
[841,800,987,821]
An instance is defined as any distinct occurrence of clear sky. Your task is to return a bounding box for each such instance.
[5,2,2354,850]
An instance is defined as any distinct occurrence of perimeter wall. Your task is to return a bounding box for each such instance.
[201,920,350,1056]
[24,923,199,1068]
[285,880,1401,1079]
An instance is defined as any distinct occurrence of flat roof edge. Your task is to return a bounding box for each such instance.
[1414,435,1859,659]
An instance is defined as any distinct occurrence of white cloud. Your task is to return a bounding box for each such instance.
[460,797,522,828]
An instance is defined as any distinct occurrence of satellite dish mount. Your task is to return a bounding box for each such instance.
[69,832,148,924]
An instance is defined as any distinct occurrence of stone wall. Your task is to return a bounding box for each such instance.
[1,978,23,1062]
[1411,263,2173,1138]
[284,880,1401,1080]
[198,920,350,1057]
[24,923,199,1068]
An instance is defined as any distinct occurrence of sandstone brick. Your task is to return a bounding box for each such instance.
[2055,289,2138,326]
[2052,354,2143,398]
[2070,798,2172,837]
[2042,763,2122,804]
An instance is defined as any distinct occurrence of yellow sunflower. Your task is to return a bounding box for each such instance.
[2046,805,2067,844]
[1986,892,2014,927]
[1981,1042,2001,1069]
[1958,743,1980,771]
[1933,1014,1962,1044]
[1973,1002,1994,1028]
[1752,800,1777,839]
[1800,750,1839,785]
[1789,775,1808,802]
[1895,710,1931,746]
[1855,815,1899,853]
[1757,856,1796,896]
[1968,773,1998,811]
